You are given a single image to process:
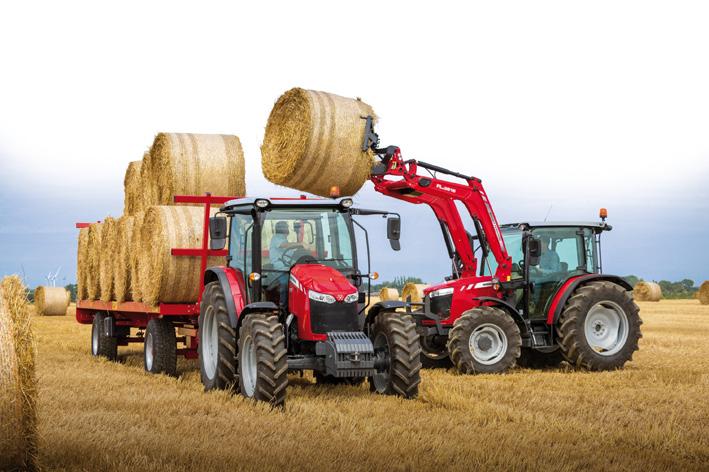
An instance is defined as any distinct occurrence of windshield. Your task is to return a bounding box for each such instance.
[261,209,355,272]
[481,228,523,278]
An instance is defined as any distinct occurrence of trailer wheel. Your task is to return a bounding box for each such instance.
[314,372,366,386]
[237,313,288,407]
[557,281,642,371]
[91,312,117,361]
[447,306,521,374]
[517,347,564,369]
[369,312,421,398]
[199,282,237,391]
[144,318,177,376]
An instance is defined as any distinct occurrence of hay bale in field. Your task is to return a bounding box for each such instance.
[99,217,118,302]
[139,151,156,211]
[113,215,135,302]
[129,211,145,302]
[123,160,143,215]
[139,206,223,306]
[86,222,103,300]
[77,226,89,300]
[402,283,428,303]
[633,281,662,302]
[698,281,709,305]
[261,88,376,197]
[144,133,245,206]
[0,276,37,470]
[379,287,400,301]
[34,286,69,316]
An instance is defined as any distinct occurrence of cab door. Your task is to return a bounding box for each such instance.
[228,213,256,302]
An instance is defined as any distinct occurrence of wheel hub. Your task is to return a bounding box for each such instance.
[584,301,629,356]
[469,323,508,365]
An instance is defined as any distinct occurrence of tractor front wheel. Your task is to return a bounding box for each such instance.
[369,312,422,398]
[237,313,288,407]
[447,306,521,374]
[557,281,641,370]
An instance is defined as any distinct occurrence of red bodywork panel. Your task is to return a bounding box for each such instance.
[545,274,597,324]
[288,264,358,341]
[421,277,500,326]
[222,266,247,317]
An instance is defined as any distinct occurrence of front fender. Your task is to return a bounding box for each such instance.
[473,296,529,337]
[203,266,246,329]
[546,274,632,325]
[364,300,405,328]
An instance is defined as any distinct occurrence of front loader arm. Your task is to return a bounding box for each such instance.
[369,146,512,281]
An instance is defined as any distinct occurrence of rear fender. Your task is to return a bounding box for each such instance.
[473,296,529,337]
[203,266,247,329]
[546,274,632,325]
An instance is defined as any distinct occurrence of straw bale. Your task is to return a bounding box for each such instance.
[77,227,90,300]
[34,286,69,316]
[99,217,118,302]
[698,281,709,305]
[401,283,428,303]
[114,215,135,302]
[86,222,103,300]
[123,160,143,215]
[129,212,145,302]
[633,281,662,302]
[379,287,400,302]
[261,88,376,197]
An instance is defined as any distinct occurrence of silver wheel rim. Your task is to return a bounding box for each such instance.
[469,323,508,365]
[584,301,628,356]
[145,332,154,371]
[201,308,218,380]
[241,335,257,397]
[91,318,99,355]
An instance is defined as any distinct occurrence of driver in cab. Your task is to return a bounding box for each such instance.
[539,235,560,274]
[270,221,302,306]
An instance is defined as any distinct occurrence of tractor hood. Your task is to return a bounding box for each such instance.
[290,264,357,301]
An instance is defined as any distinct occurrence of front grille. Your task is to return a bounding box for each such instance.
[310,300,360,334]
[429,294,453,318]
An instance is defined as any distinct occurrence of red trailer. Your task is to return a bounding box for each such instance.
[76,195,230,373]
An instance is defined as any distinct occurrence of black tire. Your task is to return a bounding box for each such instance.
[368,312,421,398]
[144,318,177,376]
[199,282,238,391]
[447,306,521,374]
[517,347,565,369]
[91,312,117,361]
[557,281,642,371]
[314,372,366,386]
[237,313,288,407]
[420,335,453,369]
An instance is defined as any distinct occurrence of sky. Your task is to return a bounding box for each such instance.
[1,1,708,288]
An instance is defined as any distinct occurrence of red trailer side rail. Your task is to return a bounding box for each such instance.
[75,194,237,358]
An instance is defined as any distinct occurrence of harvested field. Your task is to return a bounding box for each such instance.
[31,300,709,470]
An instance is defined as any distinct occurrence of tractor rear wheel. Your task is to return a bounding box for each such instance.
[199,282,238,391]
[369,312,421,398]
[91,313,117,361]
[237,313,288,407]
[557,281,641,370]
[447,306,521,374]
[144,318,177,376]
[517,347,564,369]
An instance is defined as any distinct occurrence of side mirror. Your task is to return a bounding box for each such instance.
[527,237,541,266]
[387,217,401,251]
[209,216,227,250]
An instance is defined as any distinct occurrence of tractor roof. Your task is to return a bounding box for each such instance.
[502,222,612,232]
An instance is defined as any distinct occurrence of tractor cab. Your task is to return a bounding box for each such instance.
[482,221,612,321]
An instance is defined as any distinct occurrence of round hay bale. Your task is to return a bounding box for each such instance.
[77,226,89,300]
[34,286,69,316]
[401,283,428,303]
[633,281,662,302]
[698,281,709,305]
[86,222,103,300]
[0,276,37,470]
[139,206,223,306]
[261,88,376,197]
[129,211,145,302]
[144,133,245,206]
[379,287,400,302]
[99,217,118,302]
[139,151,156,210]
[123,160,143,215]
[113,215,135,303]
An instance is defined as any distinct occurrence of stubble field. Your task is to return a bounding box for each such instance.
[31,300,708,471]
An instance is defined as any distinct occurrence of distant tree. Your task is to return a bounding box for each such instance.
[65,284,77,303]
[372,276,425,292]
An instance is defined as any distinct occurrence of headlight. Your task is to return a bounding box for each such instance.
[340,198,353,209]
[344,292,359,303]
[309,290,336,304]
[254,198,270,209]
[429,287,454,298]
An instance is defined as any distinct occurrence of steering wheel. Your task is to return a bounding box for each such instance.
[279,245,315,266]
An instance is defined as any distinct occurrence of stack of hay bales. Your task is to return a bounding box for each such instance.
[34,286,70,316]
[261,88,376,197]
[402,283,428,303]
[379,287,400,301]
[698,281,709,305]
[76,133,245,305]
[633,281,662,302]
[0,276,37,470]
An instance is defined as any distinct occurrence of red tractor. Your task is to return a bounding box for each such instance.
[362,119,642,373]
